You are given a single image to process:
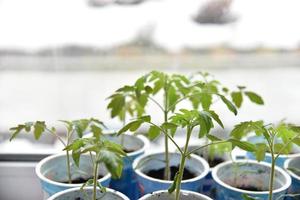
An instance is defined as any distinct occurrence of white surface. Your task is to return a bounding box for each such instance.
[0,162,43,200]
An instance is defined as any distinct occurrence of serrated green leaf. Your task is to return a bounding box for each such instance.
[118,120,142,135]
[231,91,243,108]
[33,121,45,140]
[228,139,256,152]
[107,94,125,119]
[207,134,222,141]
[97,148,123,179]
[245,91,264,105]
[9,126,24,141]
[205,110,224,128]
[255,143,267,162]
[219,95,237,115]
[148,125,161,140]
[144,85,153,94]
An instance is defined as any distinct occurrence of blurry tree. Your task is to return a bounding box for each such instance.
[193,0,238,25]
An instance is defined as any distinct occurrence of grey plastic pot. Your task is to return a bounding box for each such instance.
[106,134,149,200]
[133,152,210,197]
[47,187,129,200]
[284,156,300,199]
[36,153,111,198]
[185,144,231,198]
[138,190,212,200]
[212,160,291,200]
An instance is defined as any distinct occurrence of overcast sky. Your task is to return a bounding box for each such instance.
[0,0,300,51]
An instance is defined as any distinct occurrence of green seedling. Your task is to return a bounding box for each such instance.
[231,121,300,200]
[64,123,126,200]
[9,118,104,184]
[119,108,256,200]
[112,70,263,181]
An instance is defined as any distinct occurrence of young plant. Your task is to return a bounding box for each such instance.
[64,125,126,200]
[108,71,196,180]
[9,118,103,184]
[231,121,300,200]
[112,70,252,180]
[119,109,256,200]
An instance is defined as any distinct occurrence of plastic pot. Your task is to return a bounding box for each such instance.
[47,186,129,200]
[107,134,149,200]
[246,136,300,167]
[133,152,210,197]
[284,156,300,199]
[185,144,231,198]
[212,160,291,200]
[36,153,111,198]
[138,190,212,200]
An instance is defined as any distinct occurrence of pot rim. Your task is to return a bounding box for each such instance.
[247,136,300,158]
[84,132,149,157]
[138,189,213,200]
[211,159,292,195]
[47,186,129,200]
[124,134,149,157]
[132,152,210,184]
[284,157,300,181]
[35,153,111,187]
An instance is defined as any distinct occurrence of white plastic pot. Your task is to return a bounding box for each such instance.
[138,190,212,200]
[47,186,129,200]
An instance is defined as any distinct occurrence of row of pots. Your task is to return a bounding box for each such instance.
[37,134,300,200]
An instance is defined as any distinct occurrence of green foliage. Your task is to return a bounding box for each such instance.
[231,120,300,200]
[10,118,104,143]
[65,138,125,179]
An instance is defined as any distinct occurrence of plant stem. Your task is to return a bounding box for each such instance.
[268,154,275,200]
[175,127,192,200]
[66,150,72,184]
[93,161,99,200]
[164,111,170,180]
[163,75,171,181]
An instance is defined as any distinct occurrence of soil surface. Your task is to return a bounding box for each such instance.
[123,148,135,153]
[195,152,226,167]
[236,185,264,191]
[145,166,196,180]
[61,175,104,184]
[207,157,225,168]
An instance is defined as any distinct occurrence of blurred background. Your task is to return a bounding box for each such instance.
[0,0,300,199]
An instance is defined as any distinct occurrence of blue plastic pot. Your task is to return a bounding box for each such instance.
[185,144,231,198]
[47,186,129,200]
[284,156,300,199]
[212,160,291,200]
[138,190,212,200]
[132,152,210,197]
[107,134,149,200]
[36,153,111,198]
[246,136,300,167]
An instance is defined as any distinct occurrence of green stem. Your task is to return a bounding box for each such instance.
[164,111,170,180]
[175,127,192,200]
[163,75,171,181]
[66,150,72,184]
[93,161,99,200]
[268,155,275,200]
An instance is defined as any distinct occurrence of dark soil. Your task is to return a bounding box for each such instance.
[123,148,135,153]
[61,175,103,184]
[195,152,225,167]
[207,157,225,168]
[145,166,196,180]
[237,185,264,191]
